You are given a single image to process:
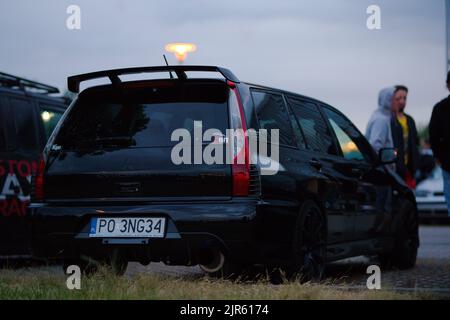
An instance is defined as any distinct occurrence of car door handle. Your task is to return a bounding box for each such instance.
[351,168,364,178]
[309,160,322,170]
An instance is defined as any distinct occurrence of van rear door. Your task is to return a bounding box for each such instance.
[0,95,40,254]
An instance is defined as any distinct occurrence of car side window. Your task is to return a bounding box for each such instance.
[323,106,372,163]
[39,104,64,140]
[251,90,296,147]
[9,97,39,151]
[284,96,307,149]
[286,96,337,155]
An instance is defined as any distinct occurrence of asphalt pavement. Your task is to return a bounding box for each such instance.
[126,225,450,296]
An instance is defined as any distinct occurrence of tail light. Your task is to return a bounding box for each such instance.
[228,81,250,196]
[34,154,46,201]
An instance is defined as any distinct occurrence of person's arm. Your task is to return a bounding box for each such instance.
[429,103,442,161]
[367,118,389,153]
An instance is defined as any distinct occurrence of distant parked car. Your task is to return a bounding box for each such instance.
[415,166,449,219]
[0,72,69,257]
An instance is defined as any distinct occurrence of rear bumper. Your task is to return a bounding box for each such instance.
[417,201,449,217]
[29,199,260,265]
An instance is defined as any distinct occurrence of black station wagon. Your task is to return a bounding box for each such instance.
[29,66,419,279]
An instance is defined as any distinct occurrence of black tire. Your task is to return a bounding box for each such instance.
[62,257,99,276]
[62,250,128,276]
[289,200,327,283]
[106,249,129,276]
[379,199,419,270]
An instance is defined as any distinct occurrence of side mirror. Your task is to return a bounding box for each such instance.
[379,148,398,165]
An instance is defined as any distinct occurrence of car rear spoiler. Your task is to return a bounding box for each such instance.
[67,65,240,93]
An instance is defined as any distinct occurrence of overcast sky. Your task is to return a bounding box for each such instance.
[0,0,448,131]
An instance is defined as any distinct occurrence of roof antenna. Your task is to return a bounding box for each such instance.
[163,54,174,79]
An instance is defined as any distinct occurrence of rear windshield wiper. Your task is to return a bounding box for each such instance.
[55,136,136,151]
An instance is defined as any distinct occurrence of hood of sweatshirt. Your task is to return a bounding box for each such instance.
[378,87,395,113]
[365,87,396,152]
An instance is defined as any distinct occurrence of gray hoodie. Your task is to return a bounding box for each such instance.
[365,87,395,153]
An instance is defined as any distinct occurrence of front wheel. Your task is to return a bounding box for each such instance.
[379,199,419,270]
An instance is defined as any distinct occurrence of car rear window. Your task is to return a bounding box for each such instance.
[55,81,230,149]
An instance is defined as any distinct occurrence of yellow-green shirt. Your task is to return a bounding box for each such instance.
[397,115,409,165]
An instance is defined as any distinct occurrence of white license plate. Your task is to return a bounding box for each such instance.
[89,217,166,238]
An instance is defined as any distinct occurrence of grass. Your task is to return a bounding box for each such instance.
[0,266,436,300]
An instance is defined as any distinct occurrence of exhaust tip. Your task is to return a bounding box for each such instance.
[199,248,225,273]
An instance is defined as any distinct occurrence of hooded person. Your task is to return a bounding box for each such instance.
[365,87,396,153]
[365,87,396,232]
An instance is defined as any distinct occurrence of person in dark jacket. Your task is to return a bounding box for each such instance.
[391,85,420,189]
[429,71,450,215]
